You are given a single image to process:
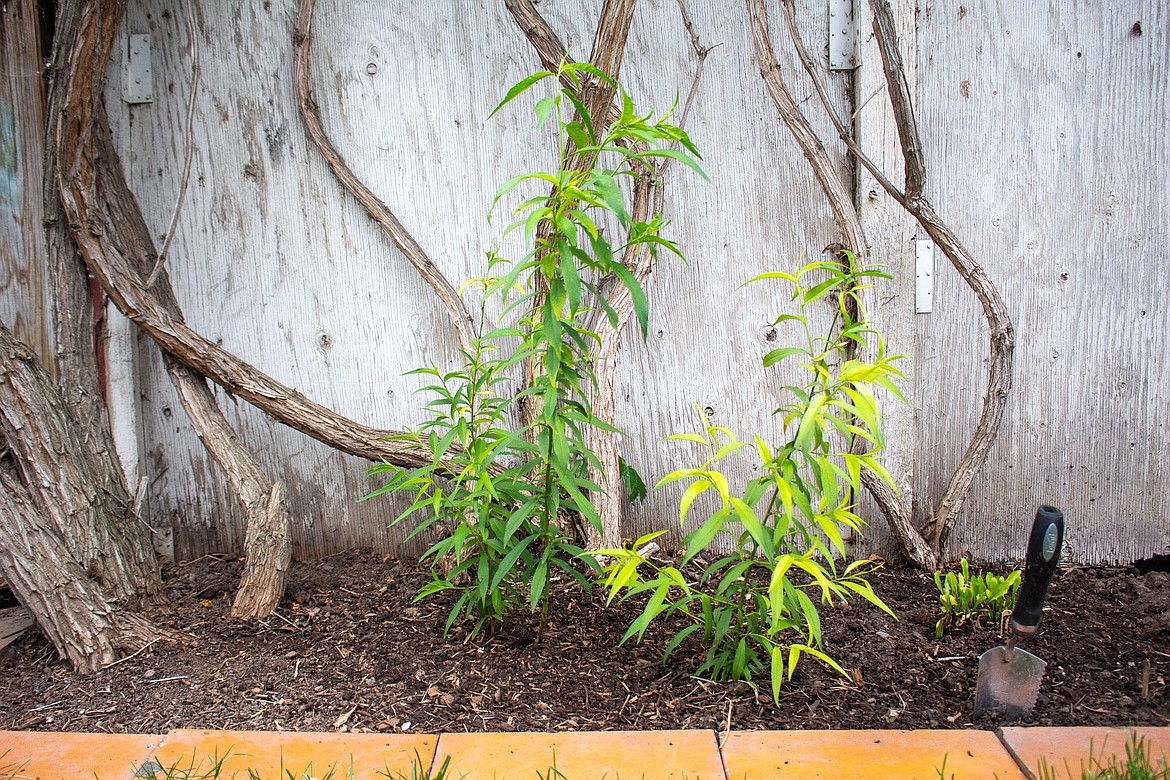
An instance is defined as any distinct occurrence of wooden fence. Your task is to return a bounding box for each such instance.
[2,0,1166,565]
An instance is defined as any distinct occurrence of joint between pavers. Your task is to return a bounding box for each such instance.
[995,727,1038,780]
[711,729,731,780]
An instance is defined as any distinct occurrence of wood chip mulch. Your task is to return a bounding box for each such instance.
[0,550,1166,734]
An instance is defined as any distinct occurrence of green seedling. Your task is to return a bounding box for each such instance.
[933,558,1021,638]
[366,60,703,639]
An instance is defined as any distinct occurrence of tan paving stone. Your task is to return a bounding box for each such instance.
[720,729,1026,780]
[433,730,725,780]
[149,729,437,779]
[1000,726,1170,780]
[0,731,163,780]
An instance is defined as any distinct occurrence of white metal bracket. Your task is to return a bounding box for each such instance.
[915,235,934,313]
[829,0,859,71]
[123,33,153,104]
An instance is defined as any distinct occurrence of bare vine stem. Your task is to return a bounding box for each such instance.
[52,0,457,475]
[294,0,475,353]
[747,0,935,568]
[773,0,1015,554]
[147,0,200,287]
[866,0,1014,549]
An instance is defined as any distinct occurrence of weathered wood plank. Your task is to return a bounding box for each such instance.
[913,0,1170,563]
[103,0,1169,565]
[0,0,51,367]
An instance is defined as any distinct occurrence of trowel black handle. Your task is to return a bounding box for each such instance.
[1011,505,1064,635]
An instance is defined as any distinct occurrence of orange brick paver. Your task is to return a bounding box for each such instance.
[1000,726,1170,780]
[0,731,162,780]
[433,729,726,780]
[720,729,1026,780]
[149,729,437,780]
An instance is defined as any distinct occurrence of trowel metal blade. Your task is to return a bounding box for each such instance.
[973,644,1047,719]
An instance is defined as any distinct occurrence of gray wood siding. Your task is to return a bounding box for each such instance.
[912,0,1170,563]
[89,0,1168,564]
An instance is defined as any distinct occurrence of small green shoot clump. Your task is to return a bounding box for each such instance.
[1037,732,1170,780]
[933,558,1021,638]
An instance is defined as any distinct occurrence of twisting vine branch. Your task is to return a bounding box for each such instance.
[51,0,453,477]
[503,0,569,77]
[747,0,936,568]
[49,0,293,619]
[867,0,1014,548]
[294,0,475,353]
[747,0,863,253]
[503,0,640,546]
[767,0,1014,557]
[870,0,926,199]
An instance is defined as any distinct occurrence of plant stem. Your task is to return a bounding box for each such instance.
[537,423,557,639]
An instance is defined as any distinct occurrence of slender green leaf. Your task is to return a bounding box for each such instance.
[489,71,553,118]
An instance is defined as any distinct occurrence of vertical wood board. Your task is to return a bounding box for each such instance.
[912,0,1169,563]
[109,0,857,558]
[101,0,1170,565]
[0,0,51,366]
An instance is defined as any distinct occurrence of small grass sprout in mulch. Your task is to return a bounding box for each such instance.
[933,558,1021,639]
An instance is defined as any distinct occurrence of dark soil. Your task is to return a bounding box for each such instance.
[1,551,1166,734]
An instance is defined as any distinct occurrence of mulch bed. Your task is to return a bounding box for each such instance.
[0,551,1166,734]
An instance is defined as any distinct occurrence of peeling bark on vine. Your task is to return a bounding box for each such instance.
[164,358,291,620]
[0,469,168,674]
[47,0,293,618]
[0,324,175,673]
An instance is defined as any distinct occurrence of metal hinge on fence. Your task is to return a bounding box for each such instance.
[829,0,859,70]
[123,34,153,104]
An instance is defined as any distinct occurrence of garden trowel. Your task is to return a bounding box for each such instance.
[973,505,1065,719]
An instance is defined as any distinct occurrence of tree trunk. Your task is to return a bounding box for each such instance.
[0,325,172,672]
[44,0,296,617]
[165,358,291,619]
